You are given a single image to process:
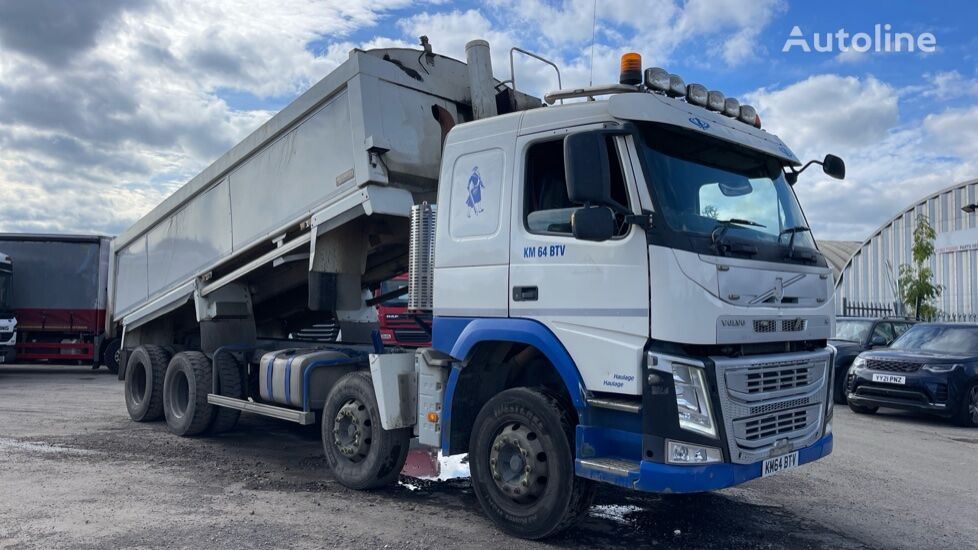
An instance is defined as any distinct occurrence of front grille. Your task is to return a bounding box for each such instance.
[746,364,811,393]
[865,359,920,373]
[743,409,808,441]
[750,396,810,416]
[394,330,429,343]
[754,320,777,333]
[715,351,829,464]
[781,319,807,332]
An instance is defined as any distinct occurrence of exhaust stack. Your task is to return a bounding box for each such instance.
[465,39,498,120]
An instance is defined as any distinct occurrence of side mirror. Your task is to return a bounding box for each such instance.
[822,154,845,179]
[870,334,887,347]
[571,206,616,242]
[564,131,612,206]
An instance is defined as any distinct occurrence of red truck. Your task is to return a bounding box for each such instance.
[0,234,117,371]
[375,274,431,347]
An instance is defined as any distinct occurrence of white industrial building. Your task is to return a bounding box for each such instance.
[834,178,978,316]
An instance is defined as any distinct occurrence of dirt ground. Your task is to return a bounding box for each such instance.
[1,364,974,549]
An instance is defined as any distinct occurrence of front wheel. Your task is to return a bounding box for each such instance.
[321,372,410,489]
[953,383,978,427]
[469,387,594,540]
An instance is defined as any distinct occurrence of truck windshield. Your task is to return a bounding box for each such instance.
[636,123,821,264]
[380,279,408,307]
[0,264,11,311]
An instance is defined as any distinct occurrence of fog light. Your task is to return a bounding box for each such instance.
[666,440,722,464]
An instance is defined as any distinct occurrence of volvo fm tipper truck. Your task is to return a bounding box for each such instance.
[110,40,845,538]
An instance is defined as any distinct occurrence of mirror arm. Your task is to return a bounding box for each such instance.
[785,159,822,186]
[624,209,654,230]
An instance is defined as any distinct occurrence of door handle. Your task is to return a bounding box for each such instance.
[513,286,538,302]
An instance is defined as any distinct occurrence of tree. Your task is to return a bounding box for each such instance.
[703,205,719,219]
[897,215,943,319]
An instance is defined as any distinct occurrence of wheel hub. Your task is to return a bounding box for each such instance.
[333,399,371,462]
[488,422,548,502]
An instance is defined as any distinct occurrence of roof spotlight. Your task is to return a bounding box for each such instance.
[667,74,686,97]
[686,84,708,106]
[707,90,725,112]
[645,67,670,93]
[723,97,740,117]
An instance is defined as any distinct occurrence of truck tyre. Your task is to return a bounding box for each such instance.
[848,402,878,415]
[208,352,244,434]
[102,338,122,375]
[469,387,594,539]
[321,371,410,490]
[163,352,216,436]
[124,345,172,422]
[953,382,978,427]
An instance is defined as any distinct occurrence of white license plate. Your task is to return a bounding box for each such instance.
[762,452,799,477]
[872,373,906,385]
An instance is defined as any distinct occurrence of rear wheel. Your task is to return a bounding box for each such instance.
[163,352,215,436]
[321,371,410,490]
[469,387,594,539]
[124,345,172,422]
[102,338,121,375]
[848,402,878,415]
[953,382,978,427]
[208,352,244,434]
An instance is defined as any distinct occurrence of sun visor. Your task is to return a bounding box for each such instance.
[608,93,801,166]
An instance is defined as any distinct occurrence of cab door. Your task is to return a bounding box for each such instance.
[508,128,650,396]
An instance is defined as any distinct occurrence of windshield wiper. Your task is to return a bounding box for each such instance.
[780,225,814,262]
[712,218,765,256]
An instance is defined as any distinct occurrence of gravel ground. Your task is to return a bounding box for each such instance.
[0,364,974,549]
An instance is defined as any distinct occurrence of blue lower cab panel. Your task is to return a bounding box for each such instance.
[576,434,833,493]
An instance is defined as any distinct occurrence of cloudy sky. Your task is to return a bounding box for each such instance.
[0,0,975,241]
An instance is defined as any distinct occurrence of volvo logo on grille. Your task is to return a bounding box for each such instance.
[721,319,746,327]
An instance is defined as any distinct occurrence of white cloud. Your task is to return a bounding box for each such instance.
[745,74,978,242]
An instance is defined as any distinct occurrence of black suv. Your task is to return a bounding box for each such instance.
[846,323,978,427]
[830,317,915,404]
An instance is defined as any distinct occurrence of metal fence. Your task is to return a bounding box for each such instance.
[840,298,903,318]
[918,312,978,323]
[841,298,977,323]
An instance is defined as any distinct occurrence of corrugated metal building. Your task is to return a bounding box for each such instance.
[835,179,978,314]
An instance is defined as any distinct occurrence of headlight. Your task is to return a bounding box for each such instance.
[672,363,716,437]
[667,440,722,464]
[922,363,960,373]
[851,356,866,369]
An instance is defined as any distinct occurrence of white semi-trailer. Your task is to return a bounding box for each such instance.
[110,40,845,538]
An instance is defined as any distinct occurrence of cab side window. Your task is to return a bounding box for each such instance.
[524,136,629,236]
[892,323,912,337]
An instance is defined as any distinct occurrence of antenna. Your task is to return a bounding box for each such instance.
[588,0,597,86]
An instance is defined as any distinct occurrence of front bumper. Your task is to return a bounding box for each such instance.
[0,346,15,363]
[847,367,959,416]
[577,434,833,493]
